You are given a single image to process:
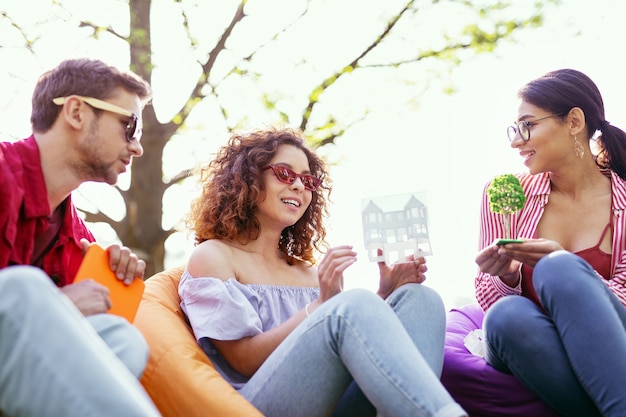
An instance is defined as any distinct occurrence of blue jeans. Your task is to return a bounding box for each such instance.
[240,284,466,417]
[0,265,160,417]
[86,313,149,378]
[484,251,626,417]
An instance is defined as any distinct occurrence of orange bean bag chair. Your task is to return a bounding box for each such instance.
[134,267,264,417]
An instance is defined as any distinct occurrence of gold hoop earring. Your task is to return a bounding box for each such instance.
[574,135,584,159]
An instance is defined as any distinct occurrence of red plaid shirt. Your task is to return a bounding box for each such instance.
[0,135,94,286]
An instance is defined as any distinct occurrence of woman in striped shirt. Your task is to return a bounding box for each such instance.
[475,69,626,417]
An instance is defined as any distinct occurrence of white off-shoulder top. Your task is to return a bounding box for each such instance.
[179,268,319,389]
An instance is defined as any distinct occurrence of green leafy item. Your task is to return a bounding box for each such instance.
[486,174,526,239]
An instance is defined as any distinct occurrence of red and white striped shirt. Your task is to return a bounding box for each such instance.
[475,169,626,310]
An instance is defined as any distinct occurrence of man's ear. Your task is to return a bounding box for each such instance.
[567,107,586,137]
[58,96,87,131]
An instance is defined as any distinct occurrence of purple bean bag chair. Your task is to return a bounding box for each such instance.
[441,303,560,417]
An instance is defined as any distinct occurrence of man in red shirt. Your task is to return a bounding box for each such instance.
[0,58,161,416]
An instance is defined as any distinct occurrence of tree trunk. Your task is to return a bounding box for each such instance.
[504,215,511,240]
[124,0,170,278]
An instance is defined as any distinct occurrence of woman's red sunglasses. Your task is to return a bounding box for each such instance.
[264,164,322,191]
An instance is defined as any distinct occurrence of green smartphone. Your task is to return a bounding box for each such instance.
[495,239,524,245]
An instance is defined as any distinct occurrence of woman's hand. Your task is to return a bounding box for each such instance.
[476,238,563,287]
[315,245,357,303]
[377,250,427,299]
[496,238,563,268]
[475,244,522,287]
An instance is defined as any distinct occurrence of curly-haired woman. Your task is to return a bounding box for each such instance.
[178,127,466,417]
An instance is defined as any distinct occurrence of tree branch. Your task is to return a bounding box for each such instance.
[82,210,113,224]
[78,20,127,41]
[299,0,416,132]
[167,0,248,131]
[300,1,545,144]
[165,168,193,188]
[1,11,38,53]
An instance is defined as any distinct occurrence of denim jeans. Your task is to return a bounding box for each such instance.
[0,265,160,417]
[240,284,466,417]
[484,251,626,417]
[86,313,149,378]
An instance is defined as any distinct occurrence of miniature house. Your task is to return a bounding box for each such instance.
[361,193,432,263]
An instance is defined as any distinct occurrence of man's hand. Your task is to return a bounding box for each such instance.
[60,279,111,316]
[80,239,146,285]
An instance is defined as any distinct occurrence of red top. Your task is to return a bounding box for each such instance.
[0,135,94,286]
[521,222,613,306]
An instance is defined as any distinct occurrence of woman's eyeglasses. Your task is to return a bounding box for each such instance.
[264,164,322,191]
[506,114,561,142]
[53,96,141,143]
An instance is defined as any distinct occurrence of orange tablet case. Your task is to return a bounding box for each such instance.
[74,244,145,322]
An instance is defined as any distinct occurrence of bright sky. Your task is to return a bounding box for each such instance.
[2,0,626,309]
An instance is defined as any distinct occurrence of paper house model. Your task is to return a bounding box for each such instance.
[361,193,432,263]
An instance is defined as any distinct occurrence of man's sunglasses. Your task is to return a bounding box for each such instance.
[53,96,141,143]
[264,164,322,191]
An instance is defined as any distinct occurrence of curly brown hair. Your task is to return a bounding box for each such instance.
[187,127,331,265]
